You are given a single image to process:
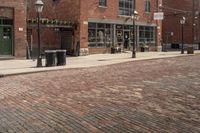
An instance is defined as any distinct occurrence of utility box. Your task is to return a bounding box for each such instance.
[187,47,194,54]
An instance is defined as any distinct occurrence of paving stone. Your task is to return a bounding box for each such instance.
[0,55,200,132]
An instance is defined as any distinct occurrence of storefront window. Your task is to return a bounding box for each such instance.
[88,29,96,42]
[88,23,156,48]
[97,29,104,43]
[88,23,112,48]
[139,26,155,43]
[116,25,123,44]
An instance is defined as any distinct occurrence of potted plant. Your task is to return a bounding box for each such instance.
[111,44,121,53]
[111,44,117,54]
[141,43,149,52]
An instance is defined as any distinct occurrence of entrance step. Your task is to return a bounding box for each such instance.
[0,55,15,60]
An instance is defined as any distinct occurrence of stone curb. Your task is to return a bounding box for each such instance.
[0,53,196,78]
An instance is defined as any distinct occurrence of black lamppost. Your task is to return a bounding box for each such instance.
[180,16,186,54]
[131,10,139,58]
[35,0,44,67]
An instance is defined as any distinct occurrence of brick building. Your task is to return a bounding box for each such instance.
[162,0,200,49]
[27,0,162,57]
[0,0,27,57]
[80,0,162,54]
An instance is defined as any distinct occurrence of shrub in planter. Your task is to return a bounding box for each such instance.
[111,44,117,54]
[140,43,149,52]
[111,47,117,54]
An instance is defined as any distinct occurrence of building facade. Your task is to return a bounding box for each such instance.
[27,0,80,56]
[162,0,200,49]
[80,0,162,55]
[26,0,162,57]
[0,0,27,57]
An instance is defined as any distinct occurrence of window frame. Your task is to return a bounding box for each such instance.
[144,0,151,13]
[99,0,107,7]
[119,0,134,16]
[139,26,155,43]
[88,23,112,48]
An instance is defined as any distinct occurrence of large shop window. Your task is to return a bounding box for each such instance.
[119,0,133,16]
[88,23,112,48]
[139,26,155,43]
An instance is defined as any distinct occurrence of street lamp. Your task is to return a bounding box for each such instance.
[180,16,186,54]
[132,10,139,58]
[35,0,44,67]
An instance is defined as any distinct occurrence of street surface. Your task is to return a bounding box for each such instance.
[0,54,200,133]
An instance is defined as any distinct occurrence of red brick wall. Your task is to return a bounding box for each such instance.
[27,0,80,21]
[0,0,27,57]
[162,0,199,45]
[27,0,80,51]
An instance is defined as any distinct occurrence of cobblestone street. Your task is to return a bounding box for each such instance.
[0,54,200,133]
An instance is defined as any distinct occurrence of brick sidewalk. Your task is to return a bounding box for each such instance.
[0,54,199,132]
[0,51,200,77]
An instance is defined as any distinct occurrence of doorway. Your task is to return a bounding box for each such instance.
[61,29,73,55]
[0,24,13,55]
[124,31,130,49]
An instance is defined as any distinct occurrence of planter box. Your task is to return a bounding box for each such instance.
[111,48,117,54]
[111,47,121,54]
[141,47,149,52]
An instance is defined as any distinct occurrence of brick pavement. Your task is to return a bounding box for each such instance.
[0,55,200,132]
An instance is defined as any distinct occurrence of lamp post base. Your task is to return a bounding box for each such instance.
[198,43,200,50]
[132,51,136,58]
[181,49,184,54]
[37,56,43,67]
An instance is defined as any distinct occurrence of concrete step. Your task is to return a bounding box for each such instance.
[0,56,15,60]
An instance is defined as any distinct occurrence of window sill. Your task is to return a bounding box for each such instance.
[118,15,132,18]
[145,12,151,14]
[98,6,107,9]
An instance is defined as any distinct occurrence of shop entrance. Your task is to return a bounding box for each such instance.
[0,19,13,55]
[124,31,130,49]
[61,29,73,55]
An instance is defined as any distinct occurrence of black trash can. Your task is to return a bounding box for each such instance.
[45,50,57,67]
[56,50,66,66]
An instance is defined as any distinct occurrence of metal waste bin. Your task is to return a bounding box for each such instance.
[45,50,57,67]
[56,50,66,66]
[187,46,194,54]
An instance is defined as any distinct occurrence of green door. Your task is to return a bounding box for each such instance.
[0,26,12,55]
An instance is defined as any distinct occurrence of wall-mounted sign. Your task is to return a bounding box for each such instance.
[19,27,23,31]
[116,30,123,37]
[116,25,123,29]
[154,12,164,20]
